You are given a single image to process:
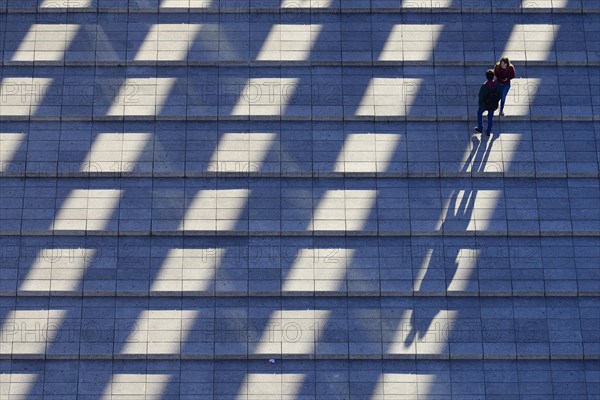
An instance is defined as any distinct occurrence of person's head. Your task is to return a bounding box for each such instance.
[498,56,510,68]
[486,69,494,81]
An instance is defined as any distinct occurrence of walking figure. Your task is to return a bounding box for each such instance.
[474,69,501,136]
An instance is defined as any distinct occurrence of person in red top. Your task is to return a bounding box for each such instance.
[494,56,516,116]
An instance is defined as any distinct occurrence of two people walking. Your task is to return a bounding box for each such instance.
[475,57,515,136]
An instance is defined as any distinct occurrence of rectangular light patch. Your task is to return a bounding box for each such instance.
[281,0,334,7]
[52,189,122,232]
[108,78,178,117]
[39,0,96,7]
[1,309,68,356]
[180,189,250,231]
[357,78,423,117]
[120,310,198,356]
[237,373,306,398]
[0,373,40,400]
[101,374,171,400]
[503,24,559,62]
[135,24,202,61]
[257,24,323,61]
[19,248,97,293]
[82,132,151,173]
[232,78,299,116]
[209,132,276,172]
[11,24,80,62]
[0,78,54,116]
[252,310,331,355]
[311,190,377,231]
[0,132,25,172]
[282,247,351,294]
[379,25,443,62]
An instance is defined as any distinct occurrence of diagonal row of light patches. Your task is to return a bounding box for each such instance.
[8,23,323,63]
[0,23,556,120]
[0,369,307,399]
[29,0,573,9]
[0,73,547,118]
[33,0,328,11]
[400,0,572,8]
[6,23,560,64]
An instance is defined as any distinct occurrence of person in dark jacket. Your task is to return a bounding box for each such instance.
[494,56,516,116]
[475,69,500,136]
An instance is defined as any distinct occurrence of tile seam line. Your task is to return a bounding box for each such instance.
[1,63,595,66]
[5,175,599,180]
[0,118,594,122]
[0,233,598,237]
[2,293,598,298]
[0,9,597,14]
[1,355,597,360]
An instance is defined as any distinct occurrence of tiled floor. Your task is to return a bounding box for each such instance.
[0,1,599,399]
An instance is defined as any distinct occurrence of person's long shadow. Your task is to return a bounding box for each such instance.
[404,131,498,349]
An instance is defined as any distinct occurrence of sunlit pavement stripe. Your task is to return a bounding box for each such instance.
[180,189,251,232]
[257,24,323,62]
[280,0,335,7]
[334,132,404,176]
[374,372,452,398]
[82,132,152,175]
[0,373,40,399]
[107,78,179,118]
[435,188,506,234]
[503,24,560,63]
[310,189,377,232]
[51,189,122,233]
[400,0,454,8]
[521,0,569,9]
[18,248,97,295]
[496,78,543,118]
[10,24,80,63]
[0,78,55,117]
[232,78,300,116]
[101,374,171,400]
[38,0,97,8]
[386,309,461,359]
[135,24,203,62]
[237,373,306,399]
[0,309,68,357]
[251,310,331,356]
[149,248,221,294]
[0,132,25,173]
[209,132,277,176]
[282,247,351,295]
[379,25,443,62]
[120,310,199,357]
[356,78,424,117]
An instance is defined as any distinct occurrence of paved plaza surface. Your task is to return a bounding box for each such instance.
[0,0,599,399]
